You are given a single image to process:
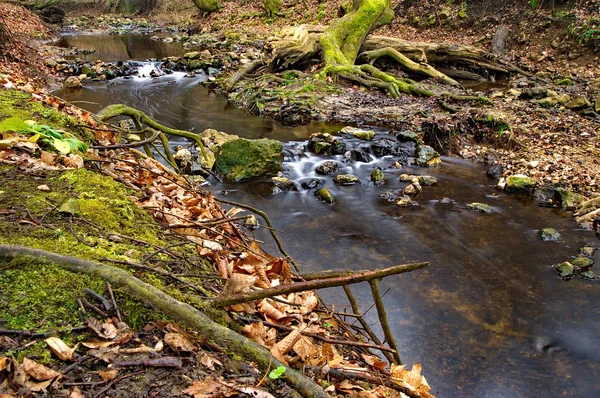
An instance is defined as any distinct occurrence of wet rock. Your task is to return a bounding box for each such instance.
[579,270,598,280]
[399,174,437,186]
[339,126,376,140]
[572,257,594,272]
[379,189,403,202]
[271,177,295,193]
[334,174,360,186]
[214,138,282,182]
[371,168,385,186]
[63,76,82,89]
[370,139,405,157]
[486,164,504,180]
[348,149,371,163]
[554,261,574,279]
[396,195,417,207]
[565,96,591,110]
[540,228,561,241]
[520,87,548,99]
[439,197,455,204]
[174,146,193,173]
[315,161,339,175]
[556,188,583,210]
[537,97,557,108]
[44,59,57,68]
[580,245,597,257]
[315,188,336,204]
[403,182,422,197]
[393,130,418,143]
[301,178,321,190]
[308,133,335,155]
[504,175,537,196]
[534,184,559,207]
[468,203,492,213]
[245,214,259,230]
[416,145,441,167]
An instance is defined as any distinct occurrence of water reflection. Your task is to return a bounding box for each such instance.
[56,34,186,62]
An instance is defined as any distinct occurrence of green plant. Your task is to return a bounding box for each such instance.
[268,365,286,379]
[529,0,539,9]
[458,2,467,19]
[0,117,88,154]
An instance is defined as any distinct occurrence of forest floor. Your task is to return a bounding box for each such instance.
[1,0,600,397]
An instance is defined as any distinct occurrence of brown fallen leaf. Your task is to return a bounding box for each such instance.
[223,273,256,296]
[243,322,267,347]
[0,356,9,372]
[257,299,286,322]
[98,369,118,381]
[22,358,62,381]
[164,332,196,352]
[45,337,77,361]
[273,328,303,356]
[88,346,120,363]
[81,339,117,349]
[182,376,233,398]
[69,386,85,398]
[361,353,387,371]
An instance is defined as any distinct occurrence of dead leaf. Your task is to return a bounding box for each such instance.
[63,154,84,168]
[223,273,256,296]
[257,299,286,322]
[361,353,387,371]
[0,356,9,371]
[391,363,431,395]
[88,346,120,363]
[299,292,319,315]
[22,358,62,381]
[26,378,53,392]
[69,387,85,398]
[274,328,303,356]
[98,369,118,381]
[40,150,56,166]
[197,352,222,370]
[292,336,317,362]
[182,376,233,398]
[164,333,196,352]
[243,322,267,347]
[81,339,117,349]
[45,337,77,361]
[338,379,365,393]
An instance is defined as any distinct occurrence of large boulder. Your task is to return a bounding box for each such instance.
[213,138,282,182]
[416,145,441,167]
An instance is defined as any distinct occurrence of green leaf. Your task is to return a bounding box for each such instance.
[63,137,88,153]
[28,133,41,143]
[268,366,286,380]
[0,117,35,134]
[53,138,71,154]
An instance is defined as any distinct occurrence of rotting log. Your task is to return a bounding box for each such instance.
[0,245,329,398]
[212,262,429,307]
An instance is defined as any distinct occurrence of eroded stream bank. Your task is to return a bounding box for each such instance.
[54,34,600,397]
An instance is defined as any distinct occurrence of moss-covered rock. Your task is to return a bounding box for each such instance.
[271,176,295,193]
[565,96,591,110]
[468,203,492,213]
[333,174,360,186]
[556,187,583,210]
[371,168,385,186]
[213,138,283,182]
[505,175,537,196]
[315,188,336,204]
[416,145,441,167]
[554,261,574,279]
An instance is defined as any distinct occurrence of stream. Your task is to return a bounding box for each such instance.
[55,34,600,397]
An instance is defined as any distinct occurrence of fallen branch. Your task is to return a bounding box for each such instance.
[213,262,428,307]
[0,244,329,398]
[235,316,396,354]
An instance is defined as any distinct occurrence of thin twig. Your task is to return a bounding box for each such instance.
[81,298,109,318]
[369,279,401,365]
[69,216,97,247]
[106,283,122,323]
[0,326,88,338]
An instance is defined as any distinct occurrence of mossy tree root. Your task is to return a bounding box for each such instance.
[98,104,208,161]
[0,245,329,398]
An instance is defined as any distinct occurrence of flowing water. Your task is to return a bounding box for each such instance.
[56,35,600,397]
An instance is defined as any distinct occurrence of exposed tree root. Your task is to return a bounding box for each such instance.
[97,104,208,162]
[0,244,330,398]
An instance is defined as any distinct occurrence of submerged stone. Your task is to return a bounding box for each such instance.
[468,203,492,213]
[379,189,403,203]
[540,228,561,241]
[315,161,339,175]
[399,174,437,186]
[315,188,336,204]
[371,168,385,186]
[579,270,598,280]
[403,182,422,197]
[416,145,441,167]
[334,174,360,186]
[214,138,282,182]
[554,262,574,279]
[504,175,537,196]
